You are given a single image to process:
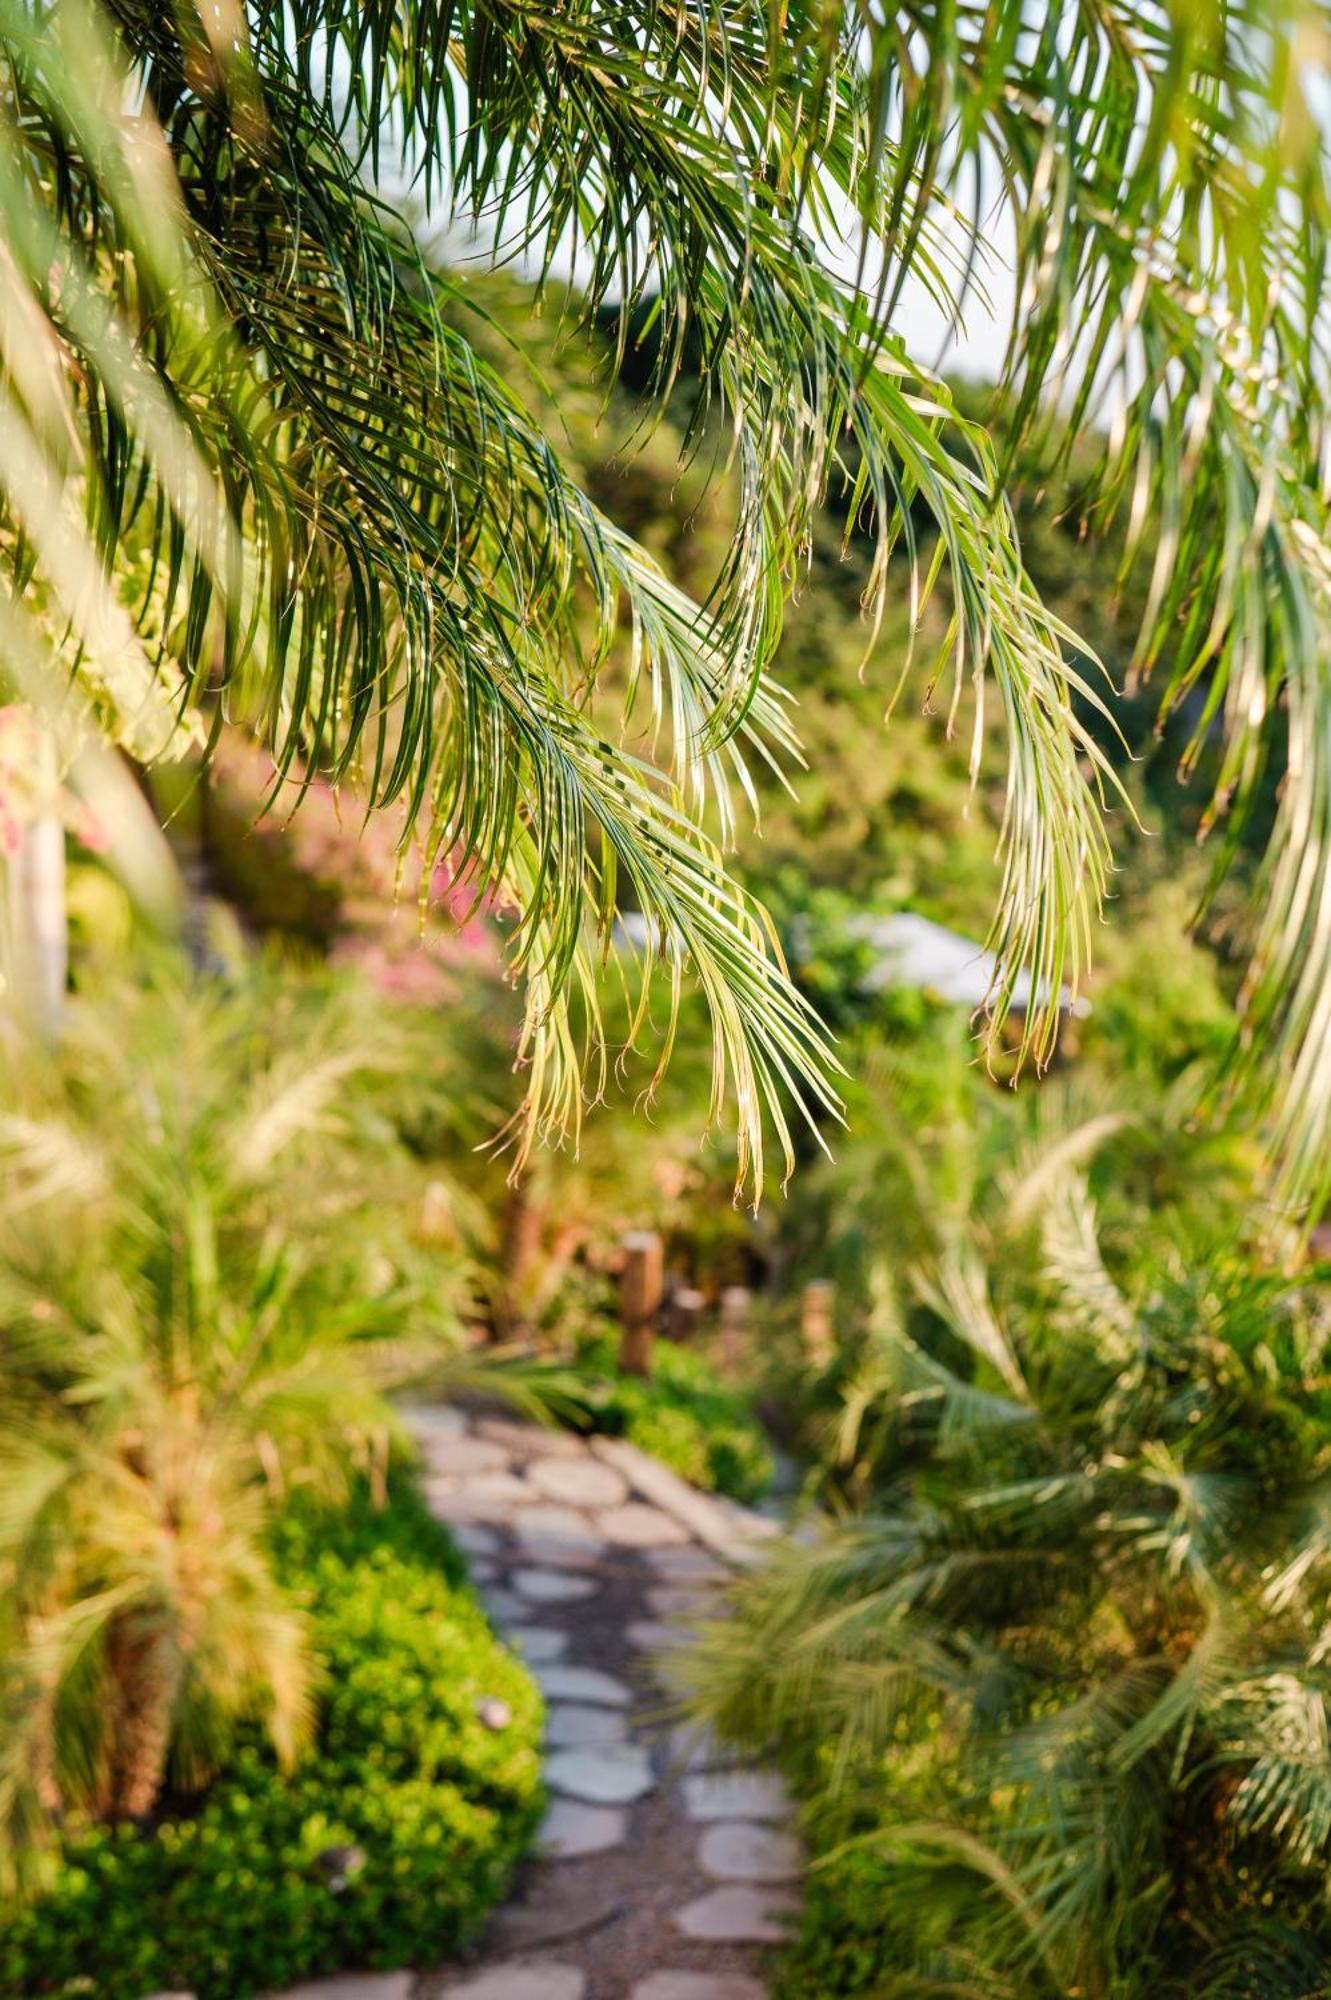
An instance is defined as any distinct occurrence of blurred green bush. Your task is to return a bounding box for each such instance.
[0,1478,543,2000]
[554,1335,774,1503]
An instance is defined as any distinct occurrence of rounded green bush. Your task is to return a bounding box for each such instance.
[1,1482,544,2000]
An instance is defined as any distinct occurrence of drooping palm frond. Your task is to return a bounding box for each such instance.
[5,0,1331,1198]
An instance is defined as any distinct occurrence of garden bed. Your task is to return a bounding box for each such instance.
[1,1478,544,2000]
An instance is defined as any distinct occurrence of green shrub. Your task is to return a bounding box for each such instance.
[558,1336,773,1502]
[0,1481,543,2000]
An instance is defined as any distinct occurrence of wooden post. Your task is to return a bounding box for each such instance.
[619,1229,664,1376]
[718,1284,750,1371]
[801,1278,836,1367]
[665,1285,705,1342]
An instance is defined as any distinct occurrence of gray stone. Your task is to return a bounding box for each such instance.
[488,1876,623,1951]
[452,1523,501,1558]
[271,1978,413,2000]
[591,1438,775,1557]
[682,1771,791,1822]
[626,1619,683,1652]
[545,1702,629,1747]
[475,1418,584,1459]
[424,1483,507,1528]
[515,1504,607,1557]
[449,1471,535,1510]
[424,1435,508,1476]
[536,1796,630,1858]
[511,1536,602,1572]
[595,1501,690,1548]
[467,1558,500,1585]
[527,1456,629,1508]
[533,1664,632,1707]
[479,1586,528,1624]
[673,1885,799,1943]
[545,1742,656,1804]
[630,1977,767,2000]
[513,1566,597,1605]
[665,1724,743,1774]
[442,1965,586,2000]
[505,1624,568,1662]
[400,1402,468,1440]
[697,1820,802,1881]
[645,1583,717,1618]
[424,1475,531,1526]
[645,1546,729,1581]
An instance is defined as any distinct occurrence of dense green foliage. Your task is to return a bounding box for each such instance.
[0,960,501,1885]
[555,1336,773,1504]
[687,1076,1331,1997]
[0,1479,543,2000]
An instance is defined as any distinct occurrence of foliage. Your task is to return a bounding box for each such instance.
[0,959,485,1885]
[5,0,1331,1201]
[686,1116,1331,1996]
[553,1336,773,1504]
[0,1477,544,2000]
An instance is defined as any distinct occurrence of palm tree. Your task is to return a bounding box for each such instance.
[2,0,1330,1205]
[0,962,480,1884]
[684,1138,1331,1996]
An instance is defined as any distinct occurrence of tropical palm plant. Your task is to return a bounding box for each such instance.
[3,0,1330,1202]
[685,1139,1331,1996]
[0,961,481,1886]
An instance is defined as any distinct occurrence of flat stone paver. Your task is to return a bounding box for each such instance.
[596,1502,691,1548]
[697,1821,802,1881]
[425,1436,509,1476]
[403,1404,468,1441]
[545,1743,656,1804]
[475,1419,584,1458]
[645,1546,730,1581]
[630,1976,767,2000]
[673,1885,799,1943]
[355,1404,805,2000]
[666,1724,743,1774]
[442,1964,586,1999]
[478,1585,528,1624]
[537,1798,630,1858]
[451,1523,501,1557]
[505,1624,568,1662]
[645,1583,715,1617]
[489,1878,623,1952]
[527,1456,629,1508]
[515,1505,607,1555]
[682,1771,791,1822]
[513,1566,598,1605]
[533,1664,632,1707]
[626,1618,683,1651]
[545,1702,630,1747]
[450,1471,535,1509]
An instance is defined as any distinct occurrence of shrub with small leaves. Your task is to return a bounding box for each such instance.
[0,1479,543,2000]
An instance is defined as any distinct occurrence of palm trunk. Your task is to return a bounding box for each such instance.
[106,1620,181,1821]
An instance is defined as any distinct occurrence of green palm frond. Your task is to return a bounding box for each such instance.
[6,0,1331,1199]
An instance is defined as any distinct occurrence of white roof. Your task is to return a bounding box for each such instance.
[849,911,1088,1016]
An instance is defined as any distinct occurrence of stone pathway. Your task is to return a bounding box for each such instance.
[371,1406,798,2000]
